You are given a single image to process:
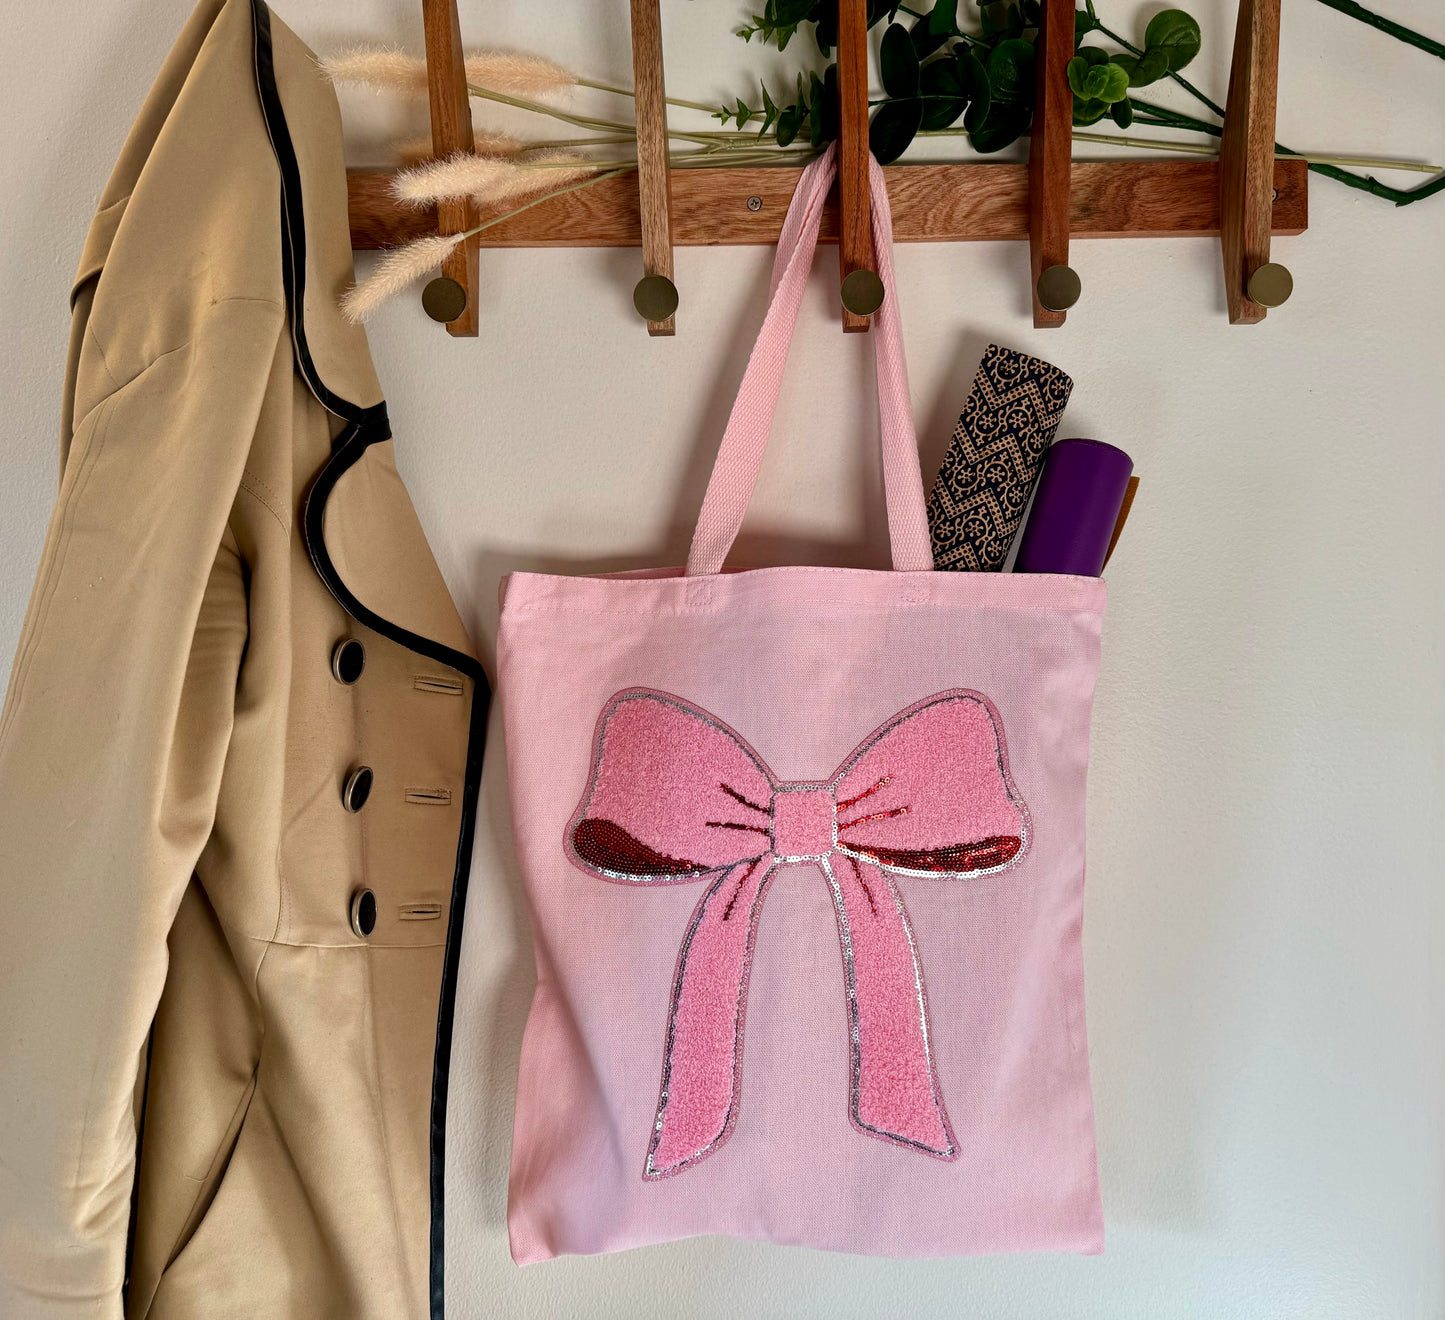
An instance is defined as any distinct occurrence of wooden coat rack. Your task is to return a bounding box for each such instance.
[350,0,1303,336]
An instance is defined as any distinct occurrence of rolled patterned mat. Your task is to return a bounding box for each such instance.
[926,344,1073,572]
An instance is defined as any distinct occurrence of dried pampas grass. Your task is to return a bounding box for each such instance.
[392,150,594,208]
[321,45,576,99]
[463,52,574,98]
[341,233,463,323]
[319,47,427,93]
[394,131,524,166]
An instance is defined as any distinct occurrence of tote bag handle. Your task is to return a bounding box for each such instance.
[684,144,934,578]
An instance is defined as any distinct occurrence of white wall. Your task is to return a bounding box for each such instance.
[2,1,1443,1316]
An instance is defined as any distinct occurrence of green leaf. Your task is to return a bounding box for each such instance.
[919,57,968,130]
[1021,0,1041,24]
[814,6,837,52]
[869,97,923,163]
[1078,45,1110,67]
[1135,47,1171,85]
[1071,96,1111,125]
[969,102,1030,153]
[776,103,803,146]
[759,83,780,135]
[1073,7,1098,37]
[880,22,921,98]
[1079,61,1128,103]
[987,37,1036,105]
[958,49,991,131]
[1097,62,1130,102]
[910,14,951,59]
[1065,55,1090,98]
[811,63,840,146]
[928,0,958,35]
[735,97,753,128]
[1109,97,1133,128]
[770,0,817,22]
[979,0,1011,38]
[1144,8,1201,71]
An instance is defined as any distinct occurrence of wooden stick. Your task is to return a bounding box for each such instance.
[1219,0,1283,324]
[1029,0,1076,327]
[350,159,1308,250]
[629,0,675,335]
[836,0,872,333]
[421,0,478,336]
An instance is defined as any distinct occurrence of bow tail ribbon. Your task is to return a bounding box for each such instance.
[648,853,954,1178]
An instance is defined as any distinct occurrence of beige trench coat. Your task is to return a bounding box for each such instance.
[0,3,485,1317]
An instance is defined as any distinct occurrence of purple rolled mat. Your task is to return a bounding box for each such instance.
[1013,438,1134,577]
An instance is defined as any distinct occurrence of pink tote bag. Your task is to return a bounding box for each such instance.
[496,146,1106,1263]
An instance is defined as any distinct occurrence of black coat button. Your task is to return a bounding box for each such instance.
[350,888,377,938]
[342,765,374,813]
[331,638,366,685]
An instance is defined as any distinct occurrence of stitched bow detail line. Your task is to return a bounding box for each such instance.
[565,687,1031,1180]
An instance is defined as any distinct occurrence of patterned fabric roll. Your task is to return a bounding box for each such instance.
[926,344,1073,571]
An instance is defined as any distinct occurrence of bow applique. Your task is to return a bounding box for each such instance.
[565,688,1031,1180]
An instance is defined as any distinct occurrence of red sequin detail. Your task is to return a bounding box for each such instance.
[849,835,1022,874]
[846,854,879,917]
[836,775,892,812]
[721,858,764,922]
[719,783,769,814]
[572,817,712,876]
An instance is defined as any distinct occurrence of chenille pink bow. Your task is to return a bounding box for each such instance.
[565,687,1031,1180]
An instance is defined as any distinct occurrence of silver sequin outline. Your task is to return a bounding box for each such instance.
[643,857,780,1180]
[822,854,958,1159]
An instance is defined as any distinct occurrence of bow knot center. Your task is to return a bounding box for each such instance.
[771,786,837,859]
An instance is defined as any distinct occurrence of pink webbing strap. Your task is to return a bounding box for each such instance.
[684,145,934,578]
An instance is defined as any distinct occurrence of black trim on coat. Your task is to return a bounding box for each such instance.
[249,0,367,423]
[248,6,486,1317]
[301,422,488,1320]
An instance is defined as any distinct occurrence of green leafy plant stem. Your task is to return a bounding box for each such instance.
[574,77,739,116]
[467,84,729,148]
[1128,97,1445,206]
[1312,0,1445,60]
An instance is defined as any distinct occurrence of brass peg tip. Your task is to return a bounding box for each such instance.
[422,276,467,324]
[1248,262,1293,308]
[633,274,679,323]
[1036,264,1082,313]
[840,268,885,317]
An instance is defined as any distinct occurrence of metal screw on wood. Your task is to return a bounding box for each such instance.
[746,196,762,211]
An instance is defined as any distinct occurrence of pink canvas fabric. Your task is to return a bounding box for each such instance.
[496,147,1106,1264]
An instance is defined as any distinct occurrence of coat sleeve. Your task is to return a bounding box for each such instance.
[0,283,285,1315]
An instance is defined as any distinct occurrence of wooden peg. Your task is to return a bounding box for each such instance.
[1029,0,1078,327]
[1219,0,1287,324]
[421,0,478,336]
[629,0,677,335]
[836,0,876,333]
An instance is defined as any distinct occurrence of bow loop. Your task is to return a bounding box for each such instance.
[568,690,774,881]
[832,692,1030,874]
